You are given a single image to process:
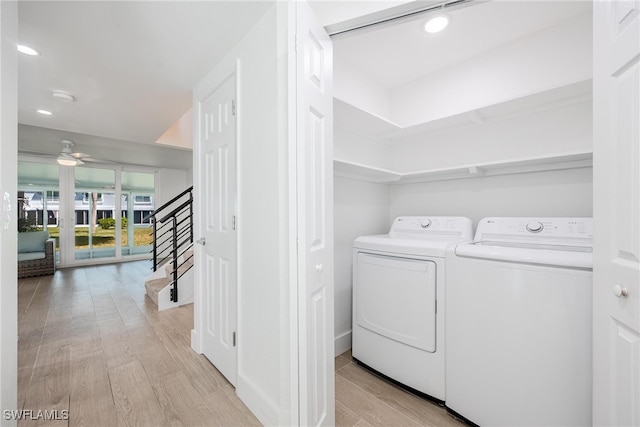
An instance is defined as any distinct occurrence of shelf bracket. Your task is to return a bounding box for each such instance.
[468,166,486,176]
[468,110,485,125]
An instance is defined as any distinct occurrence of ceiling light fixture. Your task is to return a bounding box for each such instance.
[37,109,53,116]
[57,140,81,166]
[424,15,449,34]
[17,44,39,56]
[52,91,75,103]
[57,157,77,166]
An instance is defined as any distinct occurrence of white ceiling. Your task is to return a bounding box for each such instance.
[18,1,593,169]
[17,1,272,168]
[333,0,592,90]
[19,123,194,171]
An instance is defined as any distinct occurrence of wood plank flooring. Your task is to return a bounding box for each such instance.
[17,261,465,427]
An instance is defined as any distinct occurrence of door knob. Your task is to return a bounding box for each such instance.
[316,264,323,272]
[196,237,206,246]
[613,285,629,298]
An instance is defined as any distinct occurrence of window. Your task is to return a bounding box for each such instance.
[82,192,103,204]
[46,191,60,202]
[134,195,152,204]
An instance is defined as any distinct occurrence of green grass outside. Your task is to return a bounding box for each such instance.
[44,226,153,249]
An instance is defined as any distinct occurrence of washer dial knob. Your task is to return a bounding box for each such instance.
[421,219,432,229]
[526,221,544,233]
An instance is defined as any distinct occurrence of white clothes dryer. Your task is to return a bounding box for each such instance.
[352,216,473,401]
[446,217,593,426]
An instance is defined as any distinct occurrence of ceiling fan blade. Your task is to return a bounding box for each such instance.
[77,157,118,165]
[21,143,118,166]
[18,148,56,158]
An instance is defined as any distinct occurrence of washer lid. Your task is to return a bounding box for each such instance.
[454,242,593,269]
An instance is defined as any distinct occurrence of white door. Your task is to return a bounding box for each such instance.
[593,1,640,425]
[296,2,335,426]
[197,74,238,386]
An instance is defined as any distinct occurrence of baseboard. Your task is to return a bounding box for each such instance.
[237,374,280,426]
[335,330,352,357]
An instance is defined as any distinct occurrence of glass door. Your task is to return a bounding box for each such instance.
[74,167,116,261]
[121,171,155,256]
[19,162,156,264]
[18,162,62,262]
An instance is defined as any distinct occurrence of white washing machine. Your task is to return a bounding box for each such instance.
[352,216,473,401]
[446,217,593,426]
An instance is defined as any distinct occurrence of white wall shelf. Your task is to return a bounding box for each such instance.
[333,159,401,183]
[334,79,592,142]
[334,151,593,184]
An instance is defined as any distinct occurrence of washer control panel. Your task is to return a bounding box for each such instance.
[526,221,544,233]
[476,217,593,245]
[420,219,432,229]
[389,216,473,240]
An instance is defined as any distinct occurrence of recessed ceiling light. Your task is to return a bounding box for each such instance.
[424,15,449,34]
[17,44,39,56]
[37,109,53,116]
[52,91,75,102]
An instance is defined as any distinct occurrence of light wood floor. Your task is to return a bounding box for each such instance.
[18,261,465,427]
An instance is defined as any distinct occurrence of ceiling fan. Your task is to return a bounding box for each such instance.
[19,139,115,166]
[56,140,85,166]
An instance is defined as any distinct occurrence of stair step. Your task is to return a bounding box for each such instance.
[145,276,170,306]
[146,255,194,307]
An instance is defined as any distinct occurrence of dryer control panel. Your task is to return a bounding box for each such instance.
[389,216,473,241]
[475,217,593,248]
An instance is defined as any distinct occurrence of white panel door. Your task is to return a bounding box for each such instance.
[198,74,238,386]
[593,1,640,425]
[296,2,334,426]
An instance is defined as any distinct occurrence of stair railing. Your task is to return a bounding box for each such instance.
[144,186,194,302]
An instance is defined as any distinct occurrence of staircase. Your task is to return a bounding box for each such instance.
[145,247,194,310]
[143,186,195,311]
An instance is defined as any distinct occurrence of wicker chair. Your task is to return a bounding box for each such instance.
[17,231,56,279]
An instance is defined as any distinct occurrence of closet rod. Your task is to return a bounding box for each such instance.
[326,0,477,38]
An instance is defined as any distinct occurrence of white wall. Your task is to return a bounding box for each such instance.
[389,101,593,172]
[334,127,390,169]
[192,4,292,425]
[237,7,286,423]
[390,12,592,127]
[389,167,593,228]
[0,1,18,423]
[334,58,391,119]
[156,168,189,205]
[155,108,193,150]
[333,177,390,355]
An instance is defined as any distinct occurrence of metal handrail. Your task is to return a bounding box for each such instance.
[143,186,193,223]
[158,199,192,224]
[146,186,195,303]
